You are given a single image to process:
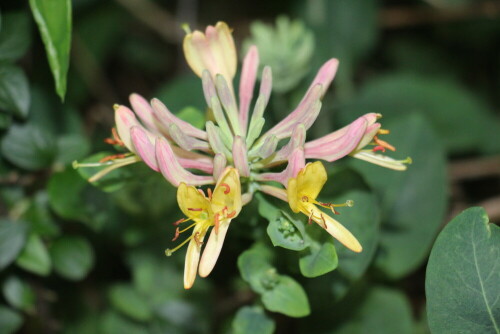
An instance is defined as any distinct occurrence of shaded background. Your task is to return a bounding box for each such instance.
[0,0,499,333]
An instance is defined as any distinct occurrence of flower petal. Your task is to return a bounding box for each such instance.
[130,126,159,171]
[115,105,140,152]
[213,153,227,180]
[232,136,250,177]
[198,218,231,278]
[172,146,214,174]
[156,137,214,187]
[296,161,327,200]
[129,93,160,134]
[256,148,305,186]
[151,98,207,140]
[351,151,409,171]
[184,226,206,289]
[168,123,210,152]
[239,45,259,132]
[177,183,211,218]
[211,167,242,214]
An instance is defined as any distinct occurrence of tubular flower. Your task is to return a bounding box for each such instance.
[167,167,242,289]
[75,21,411,287]
[287,162,362,253]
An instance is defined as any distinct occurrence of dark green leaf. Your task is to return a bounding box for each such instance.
[48,168,88,221]
[100,311,149,334]
[22,192,60,238]
[2,276,35,312]
[237,244,274,294]
[342,74,500,153]
[351,113,447,279]
[0,220,28,270]
[15,233,51,276]
[261,275,310,317]
[0,12,31,61]
[0,65,30,118]
[426,207,500,334]
[56,134,90,165]
[0,305,23,334]
[266,211,308,251]
[299,232,338,278]
[29,0,72,100]
[1,124,57,170]
[109,284,153,322]
[335,287,413,334]
[232,306,275,334]
[50,236,94,280]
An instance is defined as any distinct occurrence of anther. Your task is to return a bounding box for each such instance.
[308,211,314,224]
[207,188,213,200]
[320,214,327,229]
[188,208,203,211]
[99,153,127,163]
[172,227,180,241]
[302,196,309,202]
[372,145,386,153]
[214,213,220,234]
[374,136,396,151]
[378,129,390,135]
[173,218,185,226]
[220,183,231,194]
[194,232,203,247]
[226,210,237,218]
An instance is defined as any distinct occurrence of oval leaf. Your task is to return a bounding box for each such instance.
[15,233,51,276]
[0,65,30,118]
[29,0,72,100]
[50,236,94,280]
[232,306,275,334]
[426,207,500,334]
[0,220,28,270]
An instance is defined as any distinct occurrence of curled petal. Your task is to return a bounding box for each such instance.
[115,106,140,152]
[156,137,214,187]
[264,124,306,167]
[130,126,159,171]
[151,98,207,140]
[305,116,368,162]
[184,225,206,289]
[239,46,260,132]
[232,136,250,177]
[351,151,409,171]
[304,58,339,98]
[198,218,230,278]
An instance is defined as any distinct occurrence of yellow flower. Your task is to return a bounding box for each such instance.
[287,162,362,253]
[167,167,242,289]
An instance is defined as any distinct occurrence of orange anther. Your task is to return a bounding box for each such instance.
[214,213,220,234]
[372,145,386,153]
[220,183,231,194]
[226,210,237,218]
[320,214,328,229]
[188,208,203,211]
[194,232,203,247]
[173,218,185,226]
[99,153,127,163]
[374,136,395,151]
[104,128,125,146]
[207,188,213,200]
[172,227,180,241]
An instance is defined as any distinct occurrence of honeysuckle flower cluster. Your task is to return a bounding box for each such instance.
[76,22,410,289]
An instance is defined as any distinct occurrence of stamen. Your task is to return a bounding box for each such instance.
[320,214,327,229]
[372,146,386,153]
[214,213,220,234]
[172,227,180,241]
[226,210,237,218]
[207,188,213,200]
[193,232,203,247]
[220,183,231,194]
[179,222,197,233]
[188,208,203,212]
[374,136,396,151]
[104,128,125,147]
[308,211,314,224]
[165,234,194,256]
[99,153,128,163]
[378,128,390,135]
[400,157,413,164]
[173,218,186,226]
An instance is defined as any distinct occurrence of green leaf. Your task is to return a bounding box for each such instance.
[0,305,23,334]
[299,232,338,278]
[0,12,32,61]
[426,207,500,334]
[29,0,72,100]
[266,211,308,251]
[56,134,90,165]
[335,287,413,334]
[0,65,30,118]
[342,74,500,153]
[261,275,310,318]
[48,168,88,220]
[109,284,153,322]
[2,276,35,312]
[238,245,310,317]
[100,311,149,334]
[22,192,60,238]
[350,113,447,279]
[232,306,275,334]
[50,236,94,280]
[0,219,28,270]
[1,124,57,170]
[15,233,51,276]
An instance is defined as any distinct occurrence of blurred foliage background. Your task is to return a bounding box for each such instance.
[0,0,499,333]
